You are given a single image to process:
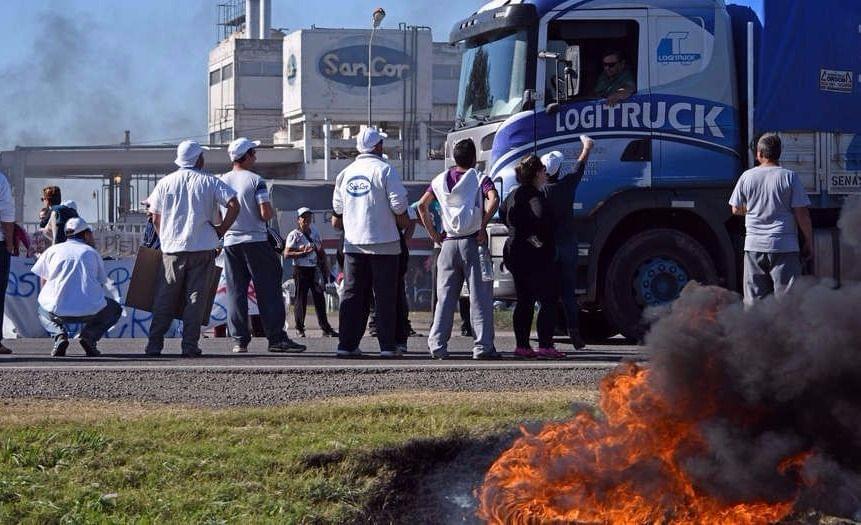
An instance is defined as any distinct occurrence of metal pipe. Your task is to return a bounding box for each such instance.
[259,0,271,39]
[747,21,755,168]
[323,118,331,181]
[368,26,377,126]
[246,0,260,39]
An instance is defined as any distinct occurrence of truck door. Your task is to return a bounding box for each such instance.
[539,9,651,217]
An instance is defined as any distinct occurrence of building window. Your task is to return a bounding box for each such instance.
[209,132,218,145]
[222,63,233,81]
[209,69,221,86]
[219,128,233,143]
[238,61,281,77]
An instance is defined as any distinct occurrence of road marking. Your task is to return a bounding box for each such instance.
[0,362,628,372]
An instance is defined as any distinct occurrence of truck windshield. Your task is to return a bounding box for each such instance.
[455,30,529,128]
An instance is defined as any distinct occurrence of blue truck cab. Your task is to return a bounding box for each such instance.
[446,0,861,340]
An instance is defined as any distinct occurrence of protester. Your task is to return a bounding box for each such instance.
[144,140,241,357]
[419,138,500,359]
[39,186,78,244]
[0,171,14,354]
[285,207,337,338]
[219,138,306,353]
[500,154,564,359]
[730,133,813,303]
[31,218,121,357]
[141,201,160,250]
[331,127,409,358]
[541,135,594,350]
[11,223,32,257]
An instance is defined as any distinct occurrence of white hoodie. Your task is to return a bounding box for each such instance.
[333,154,408,252]
[431,168,486,238]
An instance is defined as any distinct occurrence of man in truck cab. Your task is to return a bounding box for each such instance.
[729,133,813,304]
[592,50,635,106]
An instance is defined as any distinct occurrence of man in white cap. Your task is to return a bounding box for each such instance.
[145,139,240,357]
[331,127,409,358]
[540,135,594,350]
[31,217,122,357]
[285,207,337,338]
[220,137,305,353]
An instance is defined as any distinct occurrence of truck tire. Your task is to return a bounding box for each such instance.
[603,228,718,342]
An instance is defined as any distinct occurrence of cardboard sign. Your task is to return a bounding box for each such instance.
[125,247,221,325]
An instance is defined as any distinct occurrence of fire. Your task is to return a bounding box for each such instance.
[477,362,805,524]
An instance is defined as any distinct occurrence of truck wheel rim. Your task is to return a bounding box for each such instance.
[634,257,689,307]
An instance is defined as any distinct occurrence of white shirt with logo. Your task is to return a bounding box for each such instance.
[0,172,14,242]
[147,168,237,253]
[32,239,108,317]
[286,226,322,268]
[332,154,408,254]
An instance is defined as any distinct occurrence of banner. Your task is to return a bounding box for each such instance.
[3,256,262,339]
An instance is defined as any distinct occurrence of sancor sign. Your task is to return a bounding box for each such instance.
[318,45,412,87]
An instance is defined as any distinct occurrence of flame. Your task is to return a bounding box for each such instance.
[477,362,805,524]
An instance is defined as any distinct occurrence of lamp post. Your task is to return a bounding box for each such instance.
[368,7,386,126]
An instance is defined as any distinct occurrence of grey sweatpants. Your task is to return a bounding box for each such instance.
[743,251,801,304]
[147,250,216,353]
[428,238,494,357]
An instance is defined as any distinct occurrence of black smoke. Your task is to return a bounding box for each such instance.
[644,196,861,518]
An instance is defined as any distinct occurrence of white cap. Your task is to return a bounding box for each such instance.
[61,200,78,211]
[356,127,388,154]
[174,139,209,168]
[64,217,91,235]
[541,151,564,176]
[228,137,261,161]
[297,207,312,217]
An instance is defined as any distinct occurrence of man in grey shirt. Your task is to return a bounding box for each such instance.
[221,137,305,353]
[729,133,813,303]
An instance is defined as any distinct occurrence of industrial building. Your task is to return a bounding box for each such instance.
[208,0,462,181]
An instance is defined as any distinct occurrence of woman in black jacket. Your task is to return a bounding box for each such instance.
[501,154,565,359]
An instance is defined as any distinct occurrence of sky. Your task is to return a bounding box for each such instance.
[0,0,762,220]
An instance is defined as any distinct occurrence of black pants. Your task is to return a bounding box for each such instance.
[368,237,411,345]
[339,253,399,352]
[459,297,472,335]
[0,248,9,340]
[294,266,332,333]
[507,250,557,349]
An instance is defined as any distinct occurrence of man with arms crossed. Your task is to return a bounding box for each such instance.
[729,133,813,303]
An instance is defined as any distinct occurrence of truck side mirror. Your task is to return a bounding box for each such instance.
[564,45,581,98]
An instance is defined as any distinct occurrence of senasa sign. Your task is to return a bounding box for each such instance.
[319,45,412,87]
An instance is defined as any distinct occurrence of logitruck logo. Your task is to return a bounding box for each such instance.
[657,32,702,65]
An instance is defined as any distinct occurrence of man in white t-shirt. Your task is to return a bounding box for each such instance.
[221,137,305,353]
[729,133,813,303]
[31,218,122,357]
[285,207,337,338]
[145,140,240,357]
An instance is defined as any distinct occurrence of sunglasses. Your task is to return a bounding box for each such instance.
[603,61,619,68]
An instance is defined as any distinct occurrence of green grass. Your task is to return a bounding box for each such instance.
[0,391,592,524]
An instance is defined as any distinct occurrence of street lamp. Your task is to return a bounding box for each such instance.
[368,7,386,126]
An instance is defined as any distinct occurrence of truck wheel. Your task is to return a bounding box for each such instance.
[603,229,718,341]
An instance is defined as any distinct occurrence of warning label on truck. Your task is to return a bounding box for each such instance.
[820,69,854,93]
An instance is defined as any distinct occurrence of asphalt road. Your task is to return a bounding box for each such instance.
[0,334,642,406]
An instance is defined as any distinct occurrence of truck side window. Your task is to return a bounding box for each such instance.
[545,20,639,104]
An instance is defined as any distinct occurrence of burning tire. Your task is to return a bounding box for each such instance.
[603,228,718,341]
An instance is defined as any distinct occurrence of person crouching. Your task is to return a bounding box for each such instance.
[31,218,122,357]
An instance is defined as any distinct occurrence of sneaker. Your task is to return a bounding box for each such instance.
[336,348,363,358]
[380,348,403,358]
[79,339,101,357]
[408,328,422,337]
[52,336,69,357]
[231,344,248,353]
[473,348,503,360]
[322,329,339,338]
[570,331,586,350]
[268,339,306,353]
[536,347,567,359]
[430,351,450,360]
[296,330,306,338]
[460,327,473,337]
[513,347,537,359]
[181,348,202,358]
[0,343,11,354]
[396,343,408,355]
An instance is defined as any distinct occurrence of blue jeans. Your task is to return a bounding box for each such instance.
[556,239,579,335]
[38,298,122,341]
[224,241,288,346]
